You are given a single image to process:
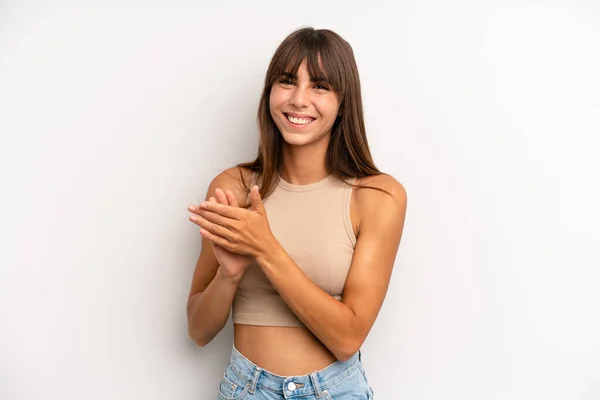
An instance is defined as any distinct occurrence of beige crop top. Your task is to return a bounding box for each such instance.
[231,172,357,327]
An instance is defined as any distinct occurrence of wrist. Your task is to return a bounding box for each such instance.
[255,238,285,268]
[215,266,244,287]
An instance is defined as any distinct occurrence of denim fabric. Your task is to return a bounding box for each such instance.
[216,344,374,400]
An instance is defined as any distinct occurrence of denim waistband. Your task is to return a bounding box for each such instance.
[228,344,363,398]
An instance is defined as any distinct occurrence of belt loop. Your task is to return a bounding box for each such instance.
[248,366,261,395]
[309,372,323,398]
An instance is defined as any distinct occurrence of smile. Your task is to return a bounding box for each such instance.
[285,113,315,126]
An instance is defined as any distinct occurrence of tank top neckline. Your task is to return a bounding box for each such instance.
[276,172,336,192]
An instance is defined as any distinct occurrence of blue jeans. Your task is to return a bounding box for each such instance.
[216,344,375,399]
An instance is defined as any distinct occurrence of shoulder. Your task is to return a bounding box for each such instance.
[353,173,407,233]
[206,166,255,206]
[356,173,406,198]
[355,173,407,207]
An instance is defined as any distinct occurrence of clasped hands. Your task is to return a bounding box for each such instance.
[188,185,275,259]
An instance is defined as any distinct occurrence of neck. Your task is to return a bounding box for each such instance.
[280,137,330,185]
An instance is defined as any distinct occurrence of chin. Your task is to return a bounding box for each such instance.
[280,132,312,146]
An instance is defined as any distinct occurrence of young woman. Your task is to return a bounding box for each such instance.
[187,27,407,400]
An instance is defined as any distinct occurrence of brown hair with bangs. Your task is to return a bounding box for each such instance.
[236,26,391,206]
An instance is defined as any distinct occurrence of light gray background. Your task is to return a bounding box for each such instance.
[1,1,599,399]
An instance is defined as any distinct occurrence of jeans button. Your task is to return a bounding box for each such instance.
[287,382,297,391]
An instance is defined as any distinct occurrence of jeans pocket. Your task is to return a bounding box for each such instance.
[323,367,373,400]
[217,364,250,400]
[358,364,375,399]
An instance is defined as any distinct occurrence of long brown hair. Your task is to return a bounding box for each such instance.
[236,26,391,206]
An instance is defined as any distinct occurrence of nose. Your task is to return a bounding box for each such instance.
[289,86,310,109]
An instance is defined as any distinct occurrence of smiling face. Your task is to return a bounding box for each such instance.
[269,58,341,148]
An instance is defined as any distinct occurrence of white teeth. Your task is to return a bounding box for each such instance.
[287,114,314,125]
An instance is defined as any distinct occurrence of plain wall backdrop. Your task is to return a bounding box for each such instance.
[1,1,599,399]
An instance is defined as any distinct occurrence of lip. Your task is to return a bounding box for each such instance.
[285,112,316,120]
[283,112,315,129]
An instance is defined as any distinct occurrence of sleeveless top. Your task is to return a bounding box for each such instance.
[231,172,358,327]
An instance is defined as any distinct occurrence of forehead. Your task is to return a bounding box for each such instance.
[281,56,331,81]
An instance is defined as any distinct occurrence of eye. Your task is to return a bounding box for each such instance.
[315,84,330,90]
[279,79,294,85]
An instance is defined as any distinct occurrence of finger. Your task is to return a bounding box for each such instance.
[188,196,217,216]
[199,229,235,252]
[188,194,223,224]
[249,185,265,214]
[192,214,235,240]
[215,188,229,206]
[198,208,236,229]
[225,189,239,207]
[198,201,244,220]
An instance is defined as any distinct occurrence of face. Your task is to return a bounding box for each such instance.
[269,58,341,147]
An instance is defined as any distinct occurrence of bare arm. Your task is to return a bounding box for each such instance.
[256,175,407,360]
[186,167,252,346]
[187,265,241,346]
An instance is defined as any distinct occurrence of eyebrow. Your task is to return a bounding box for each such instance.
[281,71,331,85]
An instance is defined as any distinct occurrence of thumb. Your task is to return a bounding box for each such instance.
[250,185,265,213]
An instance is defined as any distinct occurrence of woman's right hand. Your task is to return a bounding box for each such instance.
[208,188,254,283]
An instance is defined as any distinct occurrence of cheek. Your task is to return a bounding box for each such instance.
[268,95,280,120]
[315,99,339,120]
[269,88,286,108]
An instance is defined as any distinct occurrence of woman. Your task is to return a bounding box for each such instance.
[187,26,407,400]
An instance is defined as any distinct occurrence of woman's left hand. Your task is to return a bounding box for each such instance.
[190,185,277,259]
